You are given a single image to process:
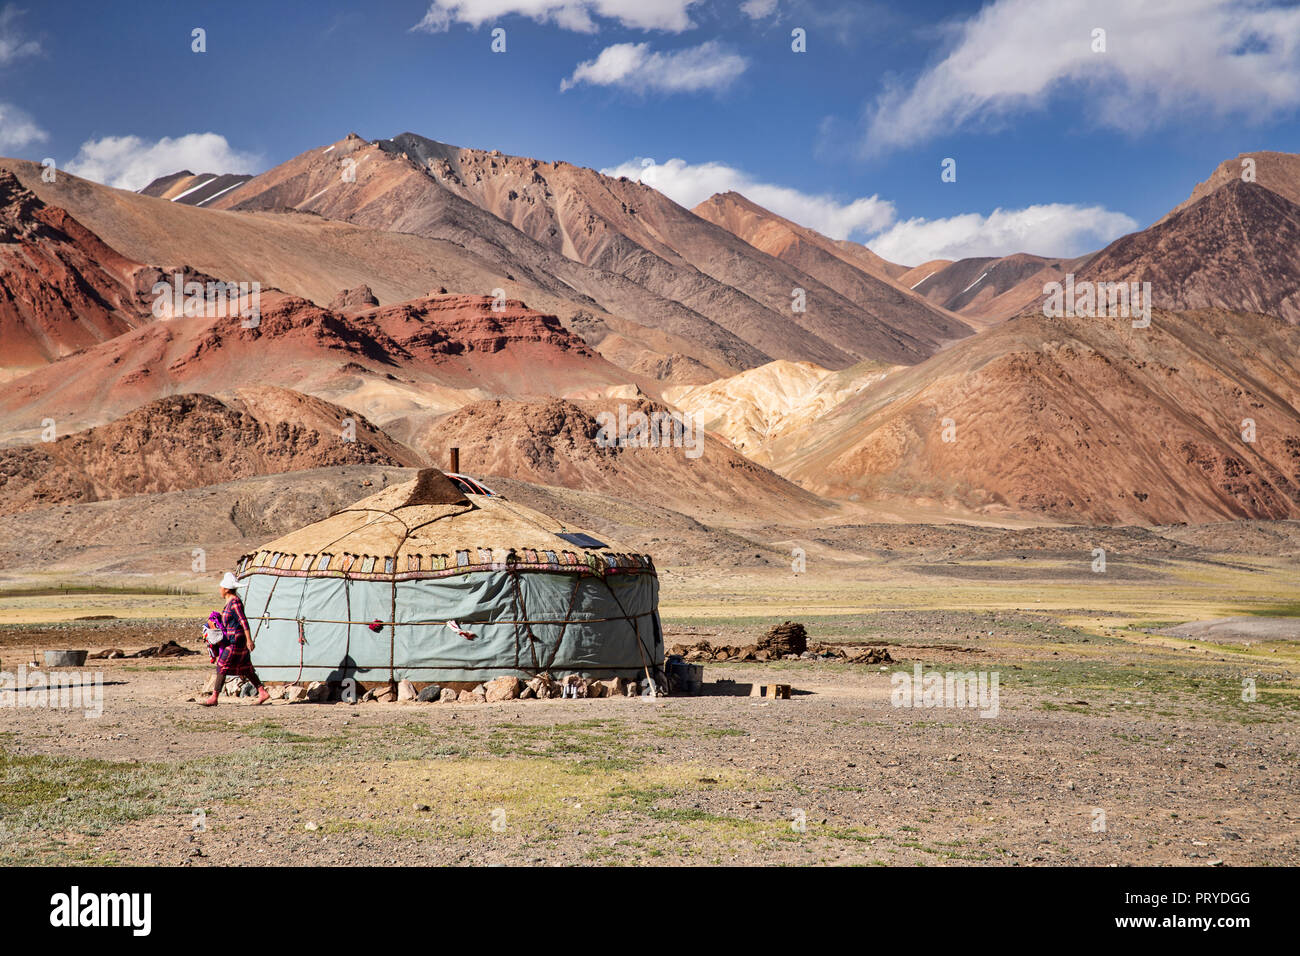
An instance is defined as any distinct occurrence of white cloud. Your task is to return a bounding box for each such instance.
[0,4,40,65]
[562,41,747,93]
[601,156,896,239]
[864,0,1300,153]
[410,0,699,34]
[0,102,45,151]
[739,0,779,18]
[609,155,1137,260]
[64,133,262,191]
[863,203,1138,263]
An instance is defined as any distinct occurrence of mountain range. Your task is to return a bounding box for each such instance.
[2,135,1299,526]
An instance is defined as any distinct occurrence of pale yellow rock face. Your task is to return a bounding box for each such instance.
[666,359,896,466]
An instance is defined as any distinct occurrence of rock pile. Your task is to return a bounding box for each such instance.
[671,641,765,663]
[270,673,654,704]
[328,285,380,311]
[667,619,892,666]
[762,621,808,656]
[201,674,260,697]
[838,646,894,665]
[91,640,197,659]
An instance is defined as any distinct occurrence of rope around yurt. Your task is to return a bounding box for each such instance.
[506,560,542,672]
[596,575,658,690]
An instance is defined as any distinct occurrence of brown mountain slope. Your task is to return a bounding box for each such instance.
[206,134,769,373]
[0,291,634,440]
[376,132,951,366]
[407,397,829,523]
[691,190,972,347]
[767,308,1300,525]
[1160,150,1300,222]
[0,169,155,375]
[897,259,953,289]
[139,170,254,206]
[905,252,1094,324]
[1,157,735,385]
[907,152,1300,326]
[830,238,911,281]
[0,388,422,515]
[1077,180,1300,323]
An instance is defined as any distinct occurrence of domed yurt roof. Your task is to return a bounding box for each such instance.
[237,468,652,579]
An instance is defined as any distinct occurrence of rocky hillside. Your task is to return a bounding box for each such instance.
[1076,180,1300,323]
[408,397,829,522]
[664,358,895,466]
[2,157,733,386]
[767,308,1300,524]
[138,170,254,206]
[388,134,962,364]
[898,151,1300,326]
[1159,150,1300,220]
[210,132,963,369]
[205,133,767,375]
[0,169,155,373]
[900,252,1093,325]
[0,291,635,440]
[0,388,423,515]
[691,190,968,347]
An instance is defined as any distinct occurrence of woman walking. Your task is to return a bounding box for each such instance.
[199,572,270,706]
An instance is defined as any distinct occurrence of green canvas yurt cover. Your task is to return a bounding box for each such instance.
[235,469,662,684]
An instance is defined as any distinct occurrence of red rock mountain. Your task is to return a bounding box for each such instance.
[0,169,155,373]
[1159,150,1300,220]
[2,157,739,386]
[0,291,635,439]
[381,133,970,363]
[899,152,1300,327]
[204,133,767,375]
[5,140,1300,529]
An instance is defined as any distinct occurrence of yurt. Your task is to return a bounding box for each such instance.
[234,469,663,687]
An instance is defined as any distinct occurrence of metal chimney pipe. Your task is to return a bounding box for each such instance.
[449,447,460,473]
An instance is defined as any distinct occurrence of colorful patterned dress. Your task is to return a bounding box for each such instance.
[215,594,259,680]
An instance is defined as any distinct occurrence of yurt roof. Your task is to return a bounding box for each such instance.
[237,469,651,578]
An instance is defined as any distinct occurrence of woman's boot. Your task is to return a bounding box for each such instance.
[198,676,223,706]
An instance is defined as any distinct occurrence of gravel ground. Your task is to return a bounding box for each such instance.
[2,614,1295,867]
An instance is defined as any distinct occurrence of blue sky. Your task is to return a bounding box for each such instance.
[3,0,1299,263]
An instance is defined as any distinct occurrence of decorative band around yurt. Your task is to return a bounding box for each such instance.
[235,548,656,581]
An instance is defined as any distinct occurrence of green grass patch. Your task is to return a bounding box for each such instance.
[1239,602,1300,618]
[1002,658,1300,723]
[0,585,196,598]
[0,746,254,864]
